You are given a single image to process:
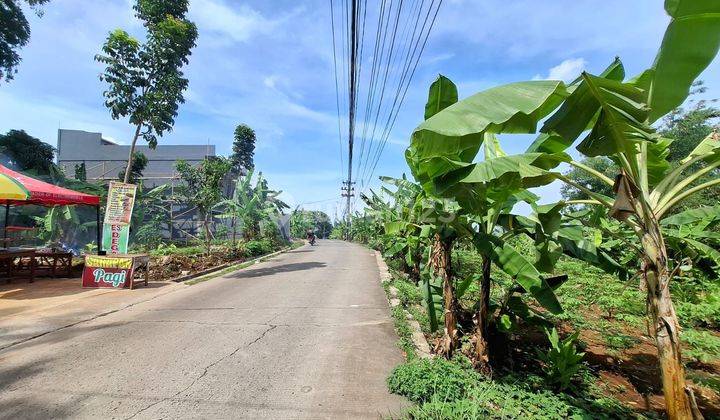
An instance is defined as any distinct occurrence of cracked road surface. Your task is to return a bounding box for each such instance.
[0,240,408,419]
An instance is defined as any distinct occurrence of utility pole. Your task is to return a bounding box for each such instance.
[341,181,355,240]
[343,0,358,242]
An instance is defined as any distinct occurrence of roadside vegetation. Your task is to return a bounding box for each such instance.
[0,3,339,284]
[347,1,720,418]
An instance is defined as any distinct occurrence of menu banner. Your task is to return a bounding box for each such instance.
[104,181,137,226]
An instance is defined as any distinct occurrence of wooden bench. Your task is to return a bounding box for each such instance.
[35,251,73,278]
[0,249,36,282]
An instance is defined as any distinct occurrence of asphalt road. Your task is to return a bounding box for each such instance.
[0,240,408,419]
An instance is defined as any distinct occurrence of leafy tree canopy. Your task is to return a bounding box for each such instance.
[175,157,231,252]
[0,0,49,82]
[175,157,231,217]
[290,210,333,238]
[230,124,256,173]
[118,152,148,184]
[660,81,719,162]
[96,0,197,184]
[0,129,56,175]
[95,2,197,149]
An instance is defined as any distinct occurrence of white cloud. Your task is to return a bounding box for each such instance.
[263,76,278,89]
[189,0,277,45]
[548,58,587,81]
[533,58,586,82]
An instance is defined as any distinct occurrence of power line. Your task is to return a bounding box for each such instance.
[330,0,445,234]
[329,0,345,181]
[363,0,443,188]
[359,0,422,186]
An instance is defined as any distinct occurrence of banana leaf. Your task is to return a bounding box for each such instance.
[648,0,720,122]
[407,80,567,187]
[425,75,458,120]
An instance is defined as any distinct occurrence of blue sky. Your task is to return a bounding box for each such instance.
[1,0,718,219]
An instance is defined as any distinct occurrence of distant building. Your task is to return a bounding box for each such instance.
[56,129,215,187]
[56,128,225,240]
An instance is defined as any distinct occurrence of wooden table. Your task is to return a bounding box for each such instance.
[125,254,150,289]
[35,251,73,278]
[0,249,36,282]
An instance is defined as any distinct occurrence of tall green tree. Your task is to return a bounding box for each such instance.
[95,0,197,184]
[661,81,719,162]
[290,210,333,239]
[560,157,617,202]
[118,152,148,184]
[175,157,231,254]
[73,162,87,182]
[0,0,49,82]
[230,124,256,173]
[0,129,56,175]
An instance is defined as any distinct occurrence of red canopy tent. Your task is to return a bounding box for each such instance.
[0,164,102,252]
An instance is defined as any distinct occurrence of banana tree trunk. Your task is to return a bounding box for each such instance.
[411,258,421,285]
[123,124,142,184]
[203,212,212,255]
[231,217,237,247]
[641,226,701,420]
[475,255,492,373]
[431,233,457,357]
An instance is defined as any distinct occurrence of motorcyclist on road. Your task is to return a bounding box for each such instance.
[306,229,316,245]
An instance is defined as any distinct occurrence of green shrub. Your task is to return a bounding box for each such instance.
[682,329,720,363]
[394,277,422,306]
[387,357,480,404]
[675,283,720,328]
[245,239,273,257]
[150,243,206,257]
[536,328,585,391]
[403,396,484,419]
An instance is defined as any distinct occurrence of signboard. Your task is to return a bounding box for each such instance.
[104,181,137,225]
[102,181,136,255]
[82,255,134,288]
[102,224,130,255]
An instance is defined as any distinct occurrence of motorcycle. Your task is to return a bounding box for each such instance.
[308,236,316,246]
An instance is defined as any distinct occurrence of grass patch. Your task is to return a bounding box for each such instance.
[383,274,418,360]
[389,357,643,420]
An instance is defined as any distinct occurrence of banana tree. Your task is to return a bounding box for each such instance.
[214,169,288,244]
[214,168,260,246]
[533,3,719,415]
[407,1,720,416]
[374,175,431,282]
[363,177,443,332]
[409,75,573,369]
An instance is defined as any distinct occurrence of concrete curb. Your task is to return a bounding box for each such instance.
[173,246,293,283]
[374,250,433,359]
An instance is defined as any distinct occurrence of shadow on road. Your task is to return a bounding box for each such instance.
[230,262,326,279]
